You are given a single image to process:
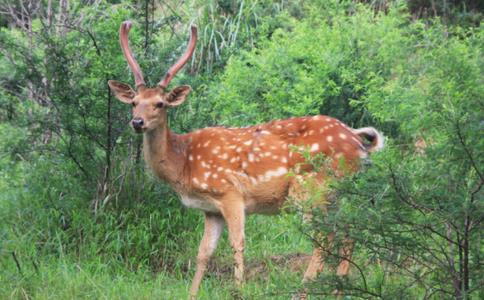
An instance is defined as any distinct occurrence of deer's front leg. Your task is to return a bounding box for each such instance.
[221,200,246,285]
[190,212,224,298]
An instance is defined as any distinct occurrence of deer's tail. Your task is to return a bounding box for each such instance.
[353,127,384,152]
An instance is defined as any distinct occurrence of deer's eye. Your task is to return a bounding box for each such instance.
[131,102,137,107]
[155,102,164,109]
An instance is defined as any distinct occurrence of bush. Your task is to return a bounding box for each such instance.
[297,3,483,299]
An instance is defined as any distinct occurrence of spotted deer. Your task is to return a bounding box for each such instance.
[108,21,384,298]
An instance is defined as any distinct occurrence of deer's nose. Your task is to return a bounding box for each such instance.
[132,118,144,130]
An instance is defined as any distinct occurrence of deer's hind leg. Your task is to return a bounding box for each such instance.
[219,192,246,285]
[288,173,333,282]
[289,173,355,285]
[336,237,354,276]
[303,232,335,281]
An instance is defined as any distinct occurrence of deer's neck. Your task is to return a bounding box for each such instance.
[143,117,187,190]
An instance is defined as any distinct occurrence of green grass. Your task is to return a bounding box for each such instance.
[0,159,317,299]
[3,260,304,299]
[1,209,316,299]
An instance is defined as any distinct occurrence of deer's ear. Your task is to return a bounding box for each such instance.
[108,80,136,103]
[166,85,191,107]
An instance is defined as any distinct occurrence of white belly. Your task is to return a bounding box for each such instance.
[179,194,219,213]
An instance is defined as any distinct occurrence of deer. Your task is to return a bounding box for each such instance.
[108,21,384,298]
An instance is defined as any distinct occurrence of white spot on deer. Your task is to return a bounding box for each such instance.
[264,152,272,157]
[230,157,237,163]
[212,173,218,179]
[327,135,333,142]
[203,141,211,147]
[325,117,331,122]
[248,153,255,162]
[228,145,237,149]
[212,148,220,154]
[193,178,200,185]
[310,143,319,152]
[201,183,208,189]
[201,161,210,168]
[250,177,258,184]
[261,167,288,182]
[303,132,308,137]
[221,179,227,184]
[189,155,194,161]
[281,157,288,163]
[308,130,315,135]
[225,169,232,174]
[196,143,201,148]
[197,155,201,159]
[243,140,253,146]
[272,155,279,160]
[217,166,224,172]
[242,161,248,169]
[329,124,335,128]
[204,172,211,179]
[254,147,261,152]
[339,133,347,140]
[236,147,242,153]
[221,153,229,159]
[261,130,271,135]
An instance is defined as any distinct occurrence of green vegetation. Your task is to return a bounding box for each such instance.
[1,1,482,299]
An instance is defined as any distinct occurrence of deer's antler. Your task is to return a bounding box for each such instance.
[159,25,198,90]
[119,21,145,89]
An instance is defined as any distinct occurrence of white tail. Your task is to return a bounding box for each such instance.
[353,127,384,152]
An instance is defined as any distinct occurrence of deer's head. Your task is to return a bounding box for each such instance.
[108,21,197,133]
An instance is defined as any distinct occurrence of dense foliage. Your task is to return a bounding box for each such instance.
[0,0,482,299]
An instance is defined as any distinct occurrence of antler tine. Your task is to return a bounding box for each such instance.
[119,21,145,89]
[159,25,198,90]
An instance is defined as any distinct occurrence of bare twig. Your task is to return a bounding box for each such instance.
[11,251,23,276]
